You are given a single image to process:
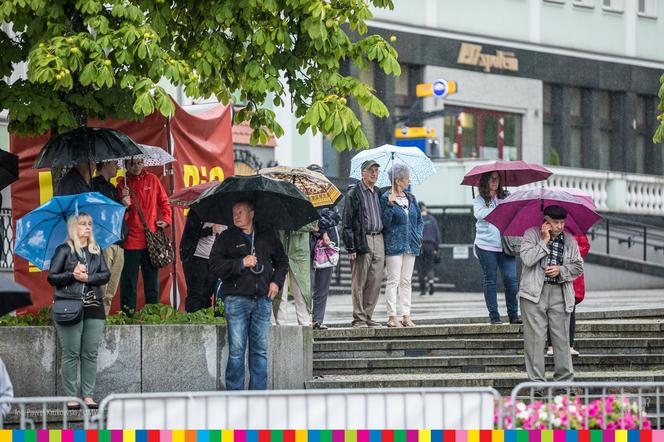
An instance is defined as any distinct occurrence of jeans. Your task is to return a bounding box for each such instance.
[416,242,437,293]
[475,246,519,321]
[312,267,333,324]
[224,295,272,390]
[55,319,105,397]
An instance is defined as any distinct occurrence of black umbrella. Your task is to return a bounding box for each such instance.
[0,150,18,191]
[0,275,32,316]
[33,127,145,168]
[190,175,320,231]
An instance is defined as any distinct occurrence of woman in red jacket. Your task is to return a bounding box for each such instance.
[547,233,590,356]
[116,159,172,315]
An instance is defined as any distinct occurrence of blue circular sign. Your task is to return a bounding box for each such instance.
[432,79,448,97]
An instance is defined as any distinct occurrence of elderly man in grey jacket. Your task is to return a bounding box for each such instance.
[518,205,583,388]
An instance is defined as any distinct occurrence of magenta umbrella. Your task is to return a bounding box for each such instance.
[548,186,596,209]
[461,160,553,187]
[484,188,602,236]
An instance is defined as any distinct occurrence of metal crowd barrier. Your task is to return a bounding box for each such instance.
[509,381,663,429]
[0,397,90,429]
[96,387,501,430]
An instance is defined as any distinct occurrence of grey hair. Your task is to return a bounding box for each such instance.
[388,163,410,182]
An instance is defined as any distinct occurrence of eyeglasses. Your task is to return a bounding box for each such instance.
[489,175,500,181]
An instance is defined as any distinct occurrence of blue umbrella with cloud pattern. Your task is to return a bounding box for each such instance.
[14,192,126,270]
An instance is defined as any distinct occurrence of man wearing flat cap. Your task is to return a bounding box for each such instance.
[518,205,584,388]
[342,160,385,328]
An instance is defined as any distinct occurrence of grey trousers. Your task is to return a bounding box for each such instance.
[521,283,573,383]
[351,234,385,325]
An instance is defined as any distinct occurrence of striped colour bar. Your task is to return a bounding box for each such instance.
[0,431,662,442]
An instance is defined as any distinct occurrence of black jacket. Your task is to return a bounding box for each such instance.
[209,226,289,298]
[341,184,369,254]
[310,206,341,256]
[47,243,110,300]
[180,210,214,263]
[92,175,128,245]
[55,168,92,196]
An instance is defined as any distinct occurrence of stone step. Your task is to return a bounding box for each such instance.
[313,337,664,359]
[305,370,664,393]
[313,353,664,375]
[313,320,664,341]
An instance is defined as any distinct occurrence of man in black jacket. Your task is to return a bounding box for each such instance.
[55,161,94,196]
[342,160,385,328]
[209,201,288,390]
[92,160,130,314]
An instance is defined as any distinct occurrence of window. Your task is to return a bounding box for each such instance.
[602,0,623,12]
[599,91,611,120]
[394,66,409,96]
[543,84,552,114]
[569,128,583,168]
[442,107,522,160]
[638,0,657,17]
[573,0,594,8]
[568,88,582,117]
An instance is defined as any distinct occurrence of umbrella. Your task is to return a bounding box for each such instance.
[33,127,145,168]
[117,144,176,167]
[461,160,552,187]
[14,192,126,270]
[0,150,19,191]
[547,186,596,209]
[0,275,31,316]
[169,181,221,207]
[484,187,602,236]
[350,144,437,188]
[259,166,342,208]
[190,175,319,230]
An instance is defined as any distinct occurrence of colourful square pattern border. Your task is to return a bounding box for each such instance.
[0,430,662,442]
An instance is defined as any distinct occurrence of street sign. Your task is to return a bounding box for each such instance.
[416,79,458,98]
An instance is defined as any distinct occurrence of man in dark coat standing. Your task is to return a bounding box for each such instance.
[209,201,288,390]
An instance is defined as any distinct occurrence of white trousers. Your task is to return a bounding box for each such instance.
[274,269,311,326]
[385,253,416,317]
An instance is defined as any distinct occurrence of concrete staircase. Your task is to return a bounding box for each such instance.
[306,317,664,394]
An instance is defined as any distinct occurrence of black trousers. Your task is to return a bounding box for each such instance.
[183,256,216,313]
[416,242,437,292]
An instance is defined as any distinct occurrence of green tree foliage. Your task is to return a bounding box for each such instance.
[0,0,399,150]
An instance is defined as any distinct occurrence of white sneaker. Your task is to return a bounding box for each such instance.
[570,347,580,356]
[546,346,554,356]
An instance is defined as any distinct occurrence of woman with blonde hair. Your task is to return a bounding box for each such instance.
[48,213,109,410]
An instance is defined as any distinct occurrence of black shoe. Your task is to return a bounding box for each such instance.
[533,390,545,399]
[428,282,435,295]
[420,290,426,296]
[509,317,522,324]
[490,318,503,325]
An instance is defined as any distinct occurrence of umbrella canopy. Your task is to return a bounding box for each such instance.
[169,181,221,207]
[116,144,176,167]
[547,186,596,209]
[0,150,19,191]
[259,166,342,208]
[190,175,319,230]
[0,275,31,316]
[484,188,602,236]
[350,144,437,188]
[14,192,126,270]
[461,160,553,187]
[33,127,145,168]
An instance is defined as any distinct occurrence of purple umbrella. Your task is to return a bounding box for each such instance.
[461,160,553,187]
[484,188,602,236]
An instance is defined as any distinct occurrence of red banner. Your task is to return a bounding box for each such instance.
[10,103,233,313]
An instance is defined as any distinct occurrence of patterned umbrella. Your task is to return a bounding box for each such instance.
[117,145,176,167]
[259,166,341,208]
[350,144,437,187]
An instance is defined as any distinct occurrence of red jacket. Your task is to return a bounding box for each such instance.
[573,234,590,304]
[117,171,172,250]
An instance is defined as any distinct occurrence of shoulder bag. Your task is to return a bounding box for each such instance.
[126,184,174,268]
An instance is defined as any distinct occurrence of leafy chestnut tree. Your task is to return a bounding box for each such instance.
[0,0,399,150]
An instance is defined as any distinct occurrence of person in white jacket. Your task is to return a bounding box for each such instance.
[0,356,13,418]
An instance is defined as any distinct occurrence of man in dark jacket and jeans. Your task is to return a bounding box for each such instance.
[209,201,288,390]
[342,160,385,328]
[416,202,441,296]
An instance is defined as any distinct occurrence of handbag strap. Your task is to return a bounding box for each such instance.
[125,181,150,231]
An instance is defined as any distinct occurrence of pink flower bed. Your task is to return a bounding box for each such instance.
[497,395,652,430]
